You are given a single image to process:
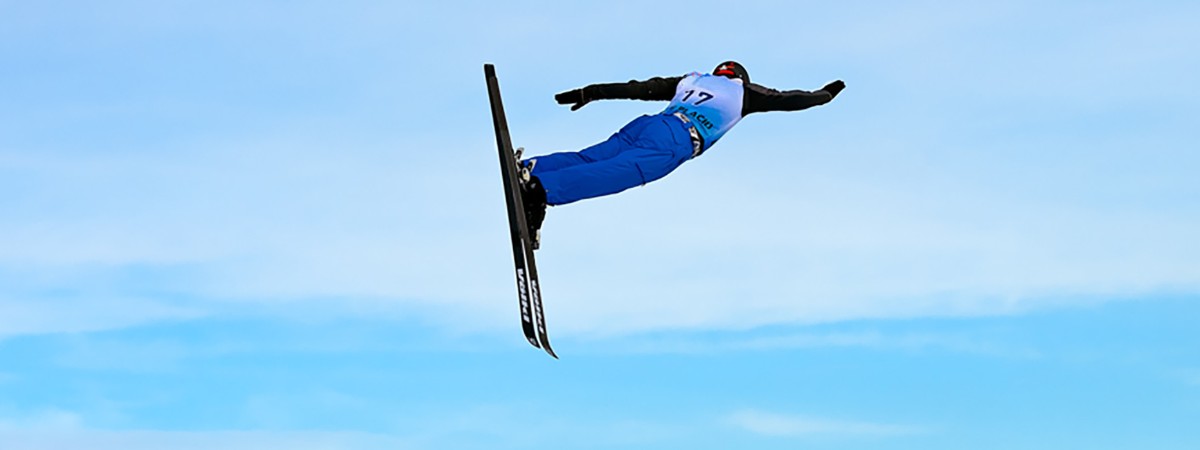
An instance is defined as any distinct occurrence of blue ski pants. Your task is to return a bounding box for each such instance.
[529,114,695,206]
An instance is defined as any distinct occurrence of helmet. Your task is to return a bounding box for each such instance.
[713,61,749,84]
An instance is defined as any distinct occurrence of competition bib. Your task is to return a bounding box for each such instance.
[661,72,745,148]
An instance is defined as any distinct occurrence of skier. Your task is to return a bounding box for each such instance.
[519,61,845,248]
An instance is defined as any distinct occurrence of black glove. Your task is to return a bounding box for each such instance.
[821,80,846,99]
[554,88,591,111]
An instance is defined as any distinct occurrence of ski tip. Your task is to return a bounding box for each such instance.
[484,63,496,78]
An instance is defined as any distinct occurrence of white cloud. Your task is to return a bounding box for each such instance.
[4,123,1199,338]
[0,295,203,340]
[395,404,715,450]
[2,0,1197,339]
[0,405,691,450]
[727,409,924,437]
[0,429,411,450]
[0,407,409,450]
[607,330,1042,359]
[537,160,1200,335]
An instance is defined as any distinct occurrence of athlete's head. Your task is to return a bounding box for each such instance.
[713,61,749,84]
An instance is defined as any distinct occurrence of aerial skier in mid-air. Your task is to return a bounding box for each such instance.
[517,61,846,248]
[484,61,843,357]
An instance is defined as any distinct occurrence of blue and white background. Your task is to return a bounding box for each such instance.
[2,1,1198,448]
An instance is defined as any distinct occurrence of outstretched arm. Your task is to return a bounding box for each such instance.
[743,80,845,115]
[554,76,684,111]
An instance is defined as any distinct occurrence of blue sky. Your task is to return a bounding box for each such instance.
[1,1,1198,448]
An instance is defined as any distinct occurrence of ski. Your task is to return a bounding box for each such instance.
[485,63,557,359]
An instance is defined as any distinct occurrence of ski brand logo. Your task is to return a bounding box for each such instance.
[529,279,545,334]
[517,268,532,323]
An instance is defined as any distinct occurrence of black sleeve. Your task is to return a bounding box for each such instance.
[742,82,834,115]
[582,76,683,102]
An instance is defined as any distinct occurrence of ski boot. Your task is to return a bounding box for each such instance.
[522,177,546,250]
[514,147,546,250]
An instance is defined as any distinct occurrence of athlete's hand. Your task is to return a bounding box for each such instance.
[822,80,846,99]
[555,88,591,111]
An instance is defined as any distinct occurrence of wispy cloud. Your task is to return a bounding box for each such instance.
[0,409,83,432]
[0,429,411,450]
[727,409,925,437]
[0,404,693,450]
[0,407,409,450]
[391,404,693,449]
[608,330,1042,359]
[0,295,203,340]
[1,0,1197,340]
